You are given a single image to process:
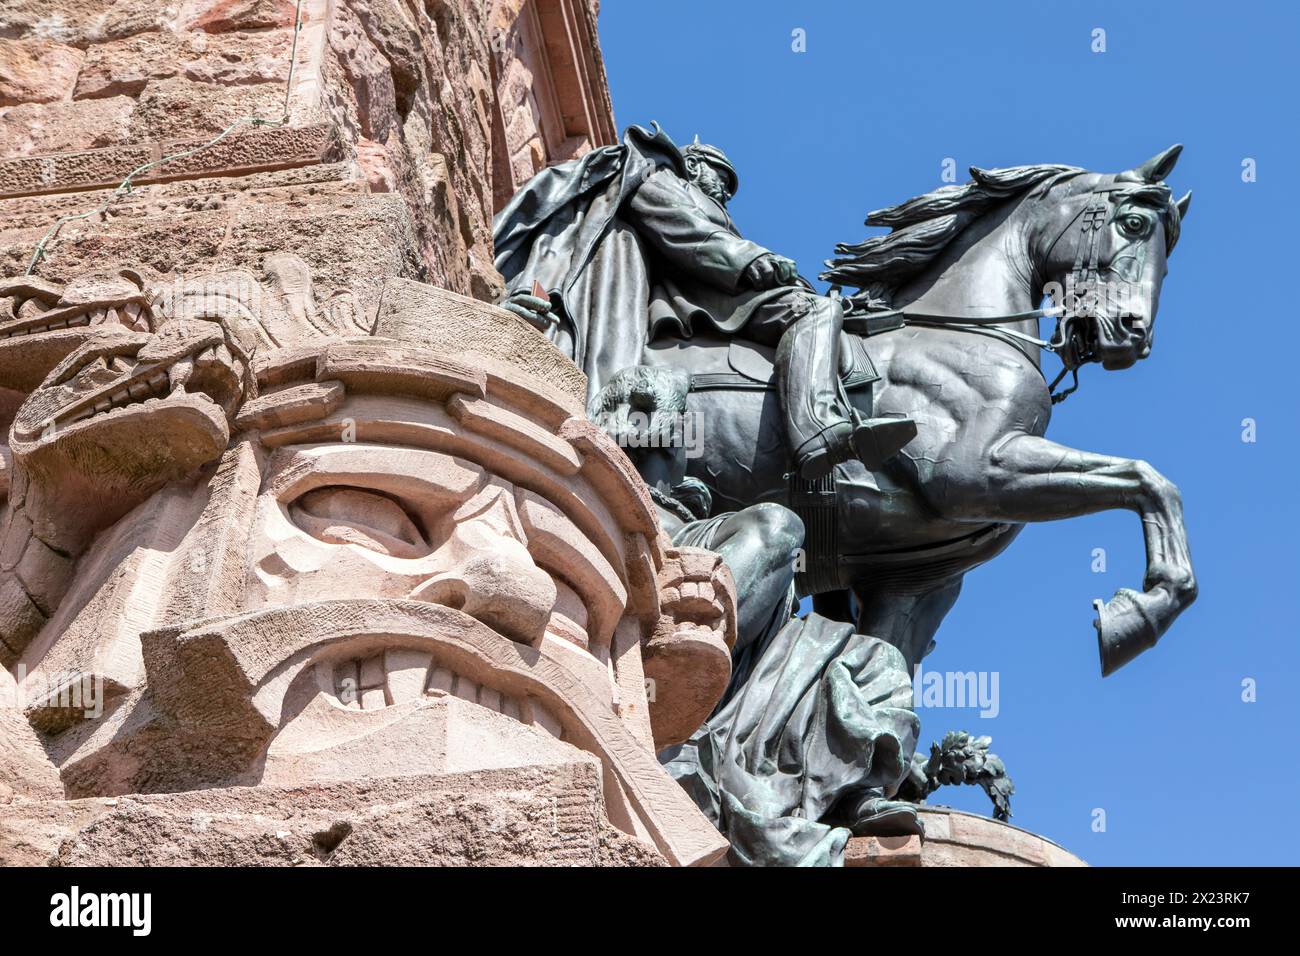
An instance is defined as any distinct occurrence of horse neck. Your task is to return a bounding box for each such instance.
[891,196,1044,348]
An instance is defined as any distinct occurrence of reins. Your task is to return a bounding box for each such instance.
[836,180,1126,406]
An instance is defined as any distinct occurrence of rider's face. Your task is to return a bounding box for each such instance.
[691,162,732,207]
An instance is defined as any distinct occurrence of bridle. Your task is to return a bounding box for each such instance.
[839,177,1133,405]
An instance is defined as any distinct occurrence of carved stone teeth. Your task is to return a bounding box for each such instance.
[168,357,194,394]
[123,302,149,332]
[316,654,550,733]
[0,309,98,339]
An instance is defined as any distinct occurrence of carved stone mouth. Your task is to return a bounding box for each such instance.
[0,301,153,341]
[319,647,565,737]
[659,570,728,647]
[47,345,240,433]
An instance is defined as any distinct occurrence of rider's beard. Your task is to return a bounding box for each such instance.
[691,171,729,207]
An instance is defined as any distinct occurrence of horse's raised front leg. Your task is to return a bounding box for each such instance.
[933,433,1197,675]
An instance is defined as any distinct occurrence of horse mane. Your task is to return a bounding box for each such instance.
[820,164,1082,295]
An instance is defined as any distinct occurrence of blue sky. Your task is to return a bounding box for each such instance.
[600,0,1298,865]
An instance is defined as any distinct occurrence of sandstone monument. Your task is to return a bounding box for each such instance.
[1,1,1186,867]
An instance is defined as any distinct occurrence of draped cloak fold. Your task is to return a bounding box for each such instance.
[663,516,921,867]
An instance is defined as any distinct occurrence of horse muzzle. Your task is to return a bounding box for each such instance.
[1093,314,1149,370]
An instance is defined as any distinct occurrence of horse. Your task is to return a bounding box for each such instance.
[603,146,1196,678]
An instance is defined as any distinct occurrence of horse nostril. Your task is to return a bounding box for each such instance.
[1120,317,1147,340]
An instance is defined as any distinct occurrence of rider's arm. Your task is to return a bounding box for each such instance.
[626,167,768,293]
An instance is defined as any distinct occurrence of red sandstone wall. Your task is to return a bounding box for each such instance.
[0,0,614,302]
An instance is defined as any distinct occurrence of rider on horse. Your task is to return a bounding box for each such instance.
[492,123,915,480]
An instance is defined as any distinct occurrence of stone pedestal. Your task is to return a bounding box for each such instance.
[846,807,1086,867]
[0,763,665,867]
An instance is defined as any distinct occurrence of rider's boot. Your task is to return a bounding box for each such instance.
[777,297,916,482]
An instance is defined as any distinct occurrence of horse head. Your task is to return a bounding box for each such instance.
[1031,145,1192,372]
[824,146,1191,383]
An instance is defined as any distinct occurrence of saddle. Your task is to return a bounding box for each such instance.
[689,333,879,399]
[686,335,882,596]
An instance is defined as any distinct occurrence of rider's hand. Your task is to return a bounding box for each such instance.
[743,254,799,290]
[501,289,555,330]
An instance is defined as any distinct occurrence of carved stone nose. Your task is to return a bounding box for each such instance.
[441,546,556,644]
[408,484,557,643]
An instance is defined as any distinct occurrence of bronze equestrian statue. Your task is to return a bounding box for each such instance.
[494,132,1196,865]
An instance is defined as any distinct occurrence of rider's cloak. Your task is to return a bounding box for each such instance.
[492,124,777,400]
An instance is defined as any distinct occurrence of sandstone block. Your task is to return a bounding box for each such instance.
[0,39,85,107]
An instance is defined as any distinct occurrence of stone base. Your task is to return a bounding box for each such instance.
[846,806,1085,867]
[0,762,665,867]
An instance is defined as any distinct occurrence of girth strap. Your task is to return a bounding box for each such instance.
[789,470,841,595]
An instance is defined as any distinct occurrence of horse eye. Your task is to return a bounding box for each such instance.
[1120,215,1148,235]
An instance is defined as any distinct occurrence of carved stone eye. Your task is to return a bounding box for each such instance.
[288,486,429,558]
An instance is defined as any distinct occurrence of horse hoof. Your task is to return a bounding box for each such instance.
[1094,590,1160,676]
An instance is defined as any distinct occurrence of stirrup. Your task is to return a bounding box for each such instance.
[793,421,855,481]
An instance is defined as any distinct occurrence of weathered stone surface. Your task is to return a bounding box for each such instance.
[0,2,169,48]
[0,257,732,865]
[0,765,667,866]
[0,0,667,869]
[0,663,64,801]
[0,0,614,301]
[129,76,289,140]
[845,807,1087,867]
[370,278,588,409]
[0,96,135,157]
[180,0,299,34]
[73,28,294,100]
[0,38,84,106]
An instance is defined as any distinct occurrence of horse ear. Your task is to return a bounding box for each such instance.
[1132,144,1183,183]
[1176,190,1192,220]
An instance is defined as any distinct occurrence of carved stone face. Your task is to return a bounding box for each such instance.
[249,442,627,651]
[1,275,734,866]
[215,338,734,865]
[0,269,157,399]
